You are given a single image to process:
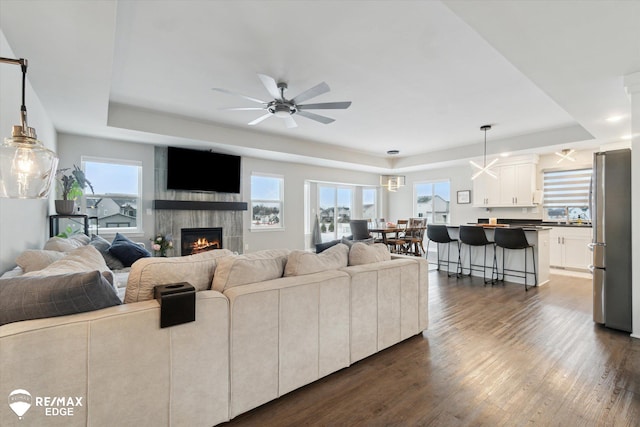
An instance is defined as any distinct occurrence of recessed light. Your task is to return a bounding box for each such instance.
[621,134,632,140]
[386,150,400,155]
[606,115,625,123]
[500,152,510,158]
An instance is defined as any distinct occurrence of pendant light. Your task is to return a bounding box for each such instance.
[470,125,498,180]
[0,57,58,199]
[555,148,576,164]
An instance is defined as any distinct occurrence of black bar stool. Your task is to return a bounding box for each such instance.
[458,225,496,284]
[493,228,537,291]
[426,225,459,277]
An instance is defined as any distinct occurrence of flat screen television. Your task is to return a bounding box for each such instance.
[166,146,241,193]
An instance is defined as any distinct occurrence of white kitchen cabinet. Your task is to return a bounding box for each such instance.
[472,171,500,206]
[472,161,537,207]
[499,163,536,206]
[549,226,592,271]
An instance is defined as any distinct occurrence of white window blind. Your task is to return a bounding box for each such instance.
[543,168,592,207]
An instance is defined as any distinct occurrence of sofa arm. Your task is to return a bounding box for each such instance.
[0,291,230,427]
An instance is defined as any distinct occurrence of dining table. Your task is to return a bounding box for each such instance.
[369,225,426,256]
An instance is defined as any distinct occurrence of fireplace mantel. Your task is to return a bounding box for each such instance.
[153,200,248,211]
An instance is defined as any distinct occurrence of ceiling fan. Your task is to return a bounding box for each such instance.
[212,74,351,128]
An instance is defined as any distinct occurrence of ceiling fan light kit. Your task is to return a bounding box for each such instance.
[213,74,352,128]
[470,124,497,181]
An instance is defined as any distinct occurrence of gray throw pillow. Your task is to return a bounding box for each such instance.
[0,270,121,327]
[341,236,374,248]
[89,234,125,270]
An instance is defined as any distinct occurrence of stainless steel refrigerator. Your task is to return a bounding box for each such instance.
[590,149,632,332]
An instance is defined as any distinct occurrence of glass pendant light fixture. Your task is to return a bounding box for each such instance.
[470,124,498,180]
[380,175,406,192]
[0,57,58,199]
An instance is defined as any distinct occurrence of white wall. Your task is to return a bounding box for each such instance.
[242,157,380,252]
[0,30,57,273]
[56,133,155,240]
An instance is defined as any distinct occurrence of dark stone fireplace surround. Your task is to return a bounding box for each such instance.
[154,147,244,255]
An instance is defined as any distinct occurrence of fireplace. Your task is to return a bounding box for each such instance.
[181,227,223,256]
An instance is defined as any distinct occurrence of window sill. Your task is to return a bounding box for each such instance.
[250,227,285,233]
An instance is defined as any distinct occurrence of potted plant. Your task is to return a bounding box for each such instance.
[55,165,94,215]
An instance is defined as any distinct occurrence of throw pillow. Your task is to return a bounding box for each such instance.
[108,233,151,267]
[0,270,121,327]
[23,245,114,285]
[315,239,340,254]
[43,236,85,252]
[284,243,349,277]
[348,242,391,266]
[124,249,234,303]
[16,250,65,273]
[89,234,125,270]
[212,248,290,292]
[69,233,91,246]
[341,236,374,248]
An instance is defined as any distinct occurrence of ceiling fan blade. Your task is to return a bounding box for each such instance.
[221,107,266,111]
[248,113,272,126]
[257,74,282,100]
[212,87,267,104]
[291,81,330,104]
[284,116,298,129]
[297,101,352,110]
[296,110,335,124]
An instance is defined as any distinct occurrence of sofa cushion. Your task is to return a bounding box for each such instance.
[89,234,125,270]
[23,245,114,285]
[212,249,290,292]
[284,243,349,277]
[124,249,234,303]
[108,233,151,267]
[0,270,121,326]
[43,236,86,252]
[348,242,391,266]
[341,236,375,248]
[16,249,66,273]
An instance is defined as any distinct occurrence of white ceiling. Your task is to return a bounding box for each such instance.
[0,0,638,172]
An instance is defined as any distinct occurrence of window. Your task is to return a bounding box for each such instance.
[319,185,353,242]
[543,168,592,221]
[362,187,377,220]
[414,180,450,224]
[251,174,284,230]
[82,157,142,233]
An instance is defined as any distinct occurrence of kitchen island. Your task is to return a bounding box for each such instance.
[443,225,550,287]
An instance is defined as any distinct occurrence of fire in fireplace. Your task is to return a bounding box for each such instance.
[181,227,223,256]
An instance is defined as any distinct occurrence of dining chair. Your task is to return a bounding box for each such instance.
[407,218,427,256]
[386,219,408,253]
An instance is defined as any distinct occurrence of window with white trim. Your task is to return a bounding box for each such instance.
[414,180,450,224]
[82,157,143,233]
[251,173,284,230]
[362,187,377,220]
[543,168,592,221]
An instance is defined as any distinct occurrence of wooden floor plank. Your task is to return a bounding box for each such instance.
[224,271,640,426]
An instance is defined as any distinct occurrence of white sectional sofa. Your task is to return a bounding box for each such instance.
[0,241,427,426]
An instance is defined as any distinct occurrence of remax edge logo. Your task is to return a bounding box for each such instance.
[8,388,83,419]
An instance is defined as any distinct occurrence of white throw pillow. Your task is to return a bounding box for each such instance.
[23,245,113,284]
[16,250,66,273]
[43,236,86,252]
[124,249,234,303]
[212,248,290,292]
[348,242,391,266]
[284,243,349,276]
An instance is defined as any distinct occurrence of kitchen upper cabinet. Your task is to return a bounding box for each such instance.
[473,172,500,206]
[472,160,537,207]
[549,226,592,271]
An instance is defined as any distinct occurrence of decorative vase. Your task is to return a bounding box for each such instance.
[55,200,75,215]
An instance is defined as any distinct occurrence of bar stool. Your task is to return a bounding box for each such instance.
[426,225,459,277]
[493,228,537,291]
[458,225,496,284]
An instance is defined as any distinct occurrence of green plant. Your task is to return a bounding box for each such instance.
[56,225,79,238]
[57,165,94,200]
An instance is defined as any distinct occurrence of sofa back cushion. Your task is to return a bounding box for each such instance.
[348,242,391,266]
[212,249,290,292]
[284,243,349,277]
[0,270,121,326]
[124,249,233,303]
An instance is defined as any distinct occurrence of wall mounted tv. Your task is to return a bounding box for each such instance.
[166,146,241,193]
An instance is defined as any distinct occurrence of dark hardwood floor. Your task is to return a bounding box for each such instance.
[224,270,640,426]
